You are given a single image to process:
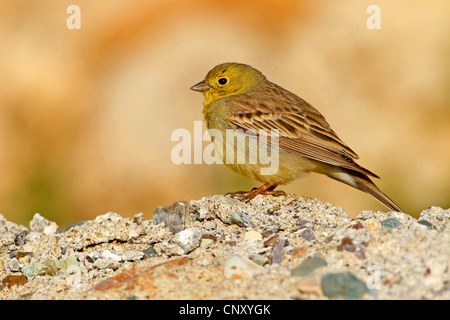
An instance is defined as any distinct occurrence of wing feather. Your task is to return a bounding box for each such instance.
[226,81,379,178]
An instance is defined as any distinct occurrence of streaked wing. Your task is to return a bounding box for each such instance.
[226,81,379,178]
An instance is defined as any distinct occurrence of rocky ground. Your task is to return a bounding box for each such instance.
[0,194,449,300]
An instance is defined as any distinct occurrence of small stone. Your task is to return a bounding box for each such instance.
[321,272,368,300]
[173,228,202,253]
[193,205,209,221]
[204,220,216,230]
[300,228,316,241]
[366,219,380,231]
[264,234,279,247]
[337,237,355,252]
[8,258,21,272]
[261,226,279,238]
[101,250,122,262]
[57,220,86,233]
[142,246,158,258]
[21,258,57,279]
[291,256,327,277]
[291,246,309,259]
[153,200,188,234]
[266,206,280,214]
[159,242,184,256]
[350,222,364,230]
[296,220,315,230]
[133,212,144,225]
[200,238,214,247]
[249,254,268,266]
[29,213,58,235]
[223,255,265,279]
[1,274,28,289]
[417,220,436,230]
[94,258,120,270]
[244,230,262,241]
[230,211,252,227]
[122,250,144,261]
[269,238,286,265]
[381,217,402,231]
[14,231,27,246]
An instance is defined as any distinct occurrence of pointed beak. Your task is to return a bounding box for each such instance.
[190,80,210,92]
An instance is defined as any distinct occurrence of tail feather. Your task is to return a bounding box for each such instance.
[327,169,403,212]
[353,175,403,212]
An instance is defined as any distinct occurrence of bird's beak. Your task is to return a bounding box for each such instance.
[190,80,210,92]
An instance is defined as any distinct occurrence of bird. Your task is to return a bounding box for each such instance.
[190,62,402,212]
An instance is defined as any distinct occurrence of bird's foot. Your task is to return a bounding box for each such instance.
[226,183,286,200]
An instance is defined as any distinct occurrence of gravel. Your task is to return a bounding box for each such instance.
[0,194,448,299]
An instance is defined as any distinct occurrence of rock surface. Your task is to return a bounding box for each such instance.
[0,194,449,300]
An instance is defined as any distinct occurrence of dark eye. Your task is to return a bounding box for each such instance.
[218,78,228,85]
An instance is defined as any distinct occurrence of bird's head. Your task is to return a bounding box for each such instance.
[190,62,266,105]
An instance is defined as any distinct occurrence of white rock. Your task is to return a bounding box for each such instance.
[223,255,265,279]
[101,250,122,262]
[122,250,144,261]
[29,213,58,235]
[173,228,202,253]
[244,230,262,241]
[94,258,120,270]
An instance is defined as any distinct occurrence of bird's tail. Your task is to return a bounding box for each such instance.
[327,169,403,212]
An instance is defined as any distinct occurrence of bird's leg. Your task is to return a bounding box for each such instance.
[262,184,287,197]
[226,183,286,200]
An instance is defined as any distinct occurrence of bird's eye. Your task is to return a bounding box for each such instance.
[218,78,228,85]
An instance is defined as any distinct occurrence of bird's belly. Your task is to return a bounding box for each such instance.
[212,130,317,185]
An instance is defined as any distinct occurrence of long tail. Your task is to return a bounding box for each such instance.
[327,169,403,212]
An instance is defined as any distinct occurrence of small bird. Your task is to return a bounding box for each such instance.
[191,62,402,212]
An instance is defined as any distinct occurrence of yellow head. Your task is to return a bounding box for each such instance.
[191,62,266,105]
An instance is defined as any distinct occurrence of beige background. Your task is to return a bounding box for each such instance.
[0,0,449,226]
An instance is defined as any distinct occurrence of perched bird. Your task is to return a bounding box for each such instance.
[191,62,402,212]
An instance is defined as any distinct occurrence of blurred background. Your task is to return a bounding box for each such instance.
[0,0,449,227]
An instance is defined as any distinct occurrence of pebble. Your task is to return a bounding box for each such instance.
[381,218,402,231]
[269,238,285,265]
[417,220,436,230]
[231,211,252,227]
[200,238,214,247]
[193,205,209,221]
[296,220,315,230]
[0,274,28,289]
[244,230,262,241]
[365,219,380,231]
[223,255,265,279]
[291,256,327,277]
[142,246,158,258]
[173,228,202,253]
[249,254,268,266]
[14,231,27,246]
[203,220,216,230]
[133,212,144,225]
[122,250,144,261]
[94,258,120,270]
[29,213,58,235]
[101,250,122,262]
[8,258,21,272]
[321,272,368,300]
[153,200,188,234]
[56,220,86,233]
[21,256,86,279]
[299,228,316,241]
